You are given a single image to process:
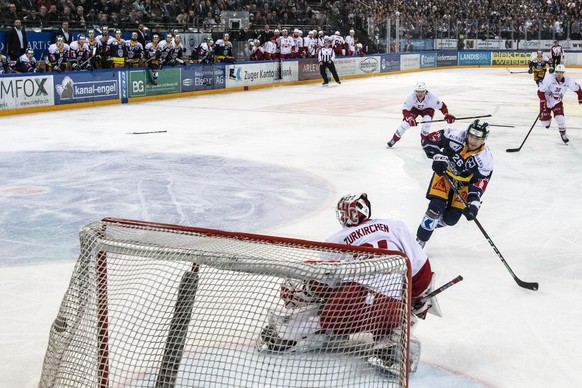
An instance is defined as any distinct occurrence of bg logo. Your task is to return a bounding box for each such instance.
[132,80,144,93]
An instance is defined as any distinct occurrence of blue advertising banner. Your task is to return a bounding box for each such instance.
[379,54,400,73]
[53,69,120,105]
[181,63,226,92]
[437,51,458,66]
[0,31,53,60]
[420,52,437,68]
[458,51,491,65]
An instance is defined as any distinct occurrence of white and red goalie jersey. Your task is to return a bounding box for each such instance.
[326,218,431,298]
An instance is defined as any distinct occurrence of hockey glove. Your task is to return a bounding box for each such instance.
[540,100,547,111]
[431,154,449,176]
[528,68,533,74]
[405,116,417,127]
[444,114,456,124]
[463,201,480,221]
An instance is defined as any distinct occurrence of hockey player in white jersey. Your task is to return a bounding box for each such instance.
[387,82,456,147]
[537,64,582,144]
[257,193,441,374]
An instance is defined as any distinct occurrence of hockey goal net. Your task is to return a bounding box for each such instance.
[39,218,412,388]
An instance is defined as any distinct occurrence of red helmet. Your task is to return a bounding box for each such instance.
[336,193,371,227]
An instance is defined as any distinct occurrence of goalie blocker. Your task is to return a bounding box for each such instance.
[257,193,444,374]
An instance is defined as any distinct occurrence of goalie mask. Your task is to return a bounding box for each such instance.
[336,193,371,228]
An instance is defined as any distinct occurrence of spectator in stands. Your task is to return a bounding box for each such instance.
[74,5,86,28]
[6,3,21,23]
[23,8,42,27]
[36,0,51,12]
[257,24,272,45]
[37,4,48,24]
[6,19,28,61]
[46,4,59,23]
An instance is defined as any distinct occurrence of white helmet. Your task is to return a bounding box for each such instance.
[555,64,565,73]
[336,193,371,228]
[415,82,427,92]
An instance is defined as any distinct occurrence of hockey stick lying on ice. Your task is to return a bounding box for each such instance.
[443,175,539,291]
[413,275,463,306]
[506,112,541,152]
[421,114,491,124]
[506,67,529,74]
[127,130,168,134]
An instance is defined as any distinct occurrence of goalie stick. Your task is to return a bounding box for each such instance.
[505,67,530,74]
[506,113,541,152]
[413,275,463,306]
[444,175,539,291]
[421,114,491,124]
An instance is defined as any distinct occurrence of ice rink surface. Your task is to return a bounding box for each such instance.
[1,67,582,387]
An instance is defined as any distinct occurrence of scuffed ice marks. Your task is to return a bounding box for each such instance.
[0,151,332,265]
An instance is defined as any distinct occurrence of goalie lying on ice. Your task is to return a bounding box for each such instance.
[257,193,443,374]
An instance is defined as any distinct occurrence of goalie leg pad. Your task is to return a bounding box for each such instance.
[320,282,402,338]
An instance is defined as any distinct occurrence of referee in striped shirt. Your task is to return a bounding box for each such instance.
[318,37,341,85]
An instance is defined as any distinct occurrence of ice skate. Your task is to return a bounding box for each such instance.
[560,132,569,143]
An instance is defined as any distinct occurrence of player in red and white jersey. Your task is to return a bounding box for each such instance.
[249,39,263,61]
[303,30,317,58]
[345,29,356,56]
[277,29,295,59]
[387,82,456,147]
[537,64,582,144]
[262,36,277,60]
[331,31,344,56]
[292,29,303,58]
[257,193,440,374]
[550,40,564,69]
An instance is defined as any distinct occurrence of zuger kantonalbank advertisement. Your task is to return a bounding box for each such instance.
[225,61,297,87]
[0,74,54,110]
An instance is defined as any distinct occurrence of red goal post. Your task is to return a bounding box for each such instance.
[39,217,412,388]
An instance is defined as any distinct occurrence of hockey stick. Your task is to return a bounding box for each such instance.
[443,175,539,291]
[488,124,514,128]
[421,114,491,124]
[506,112,541,152]
[127,130,167,134]
[505,67,529,74]
[414,275,464,305]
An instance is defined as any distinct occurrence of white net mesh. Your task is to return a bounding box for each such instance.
[39,218,411,388]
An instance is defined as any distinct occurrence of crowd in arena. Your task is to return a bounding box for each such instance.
[2,0,582,40]
[1,0,582,74]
